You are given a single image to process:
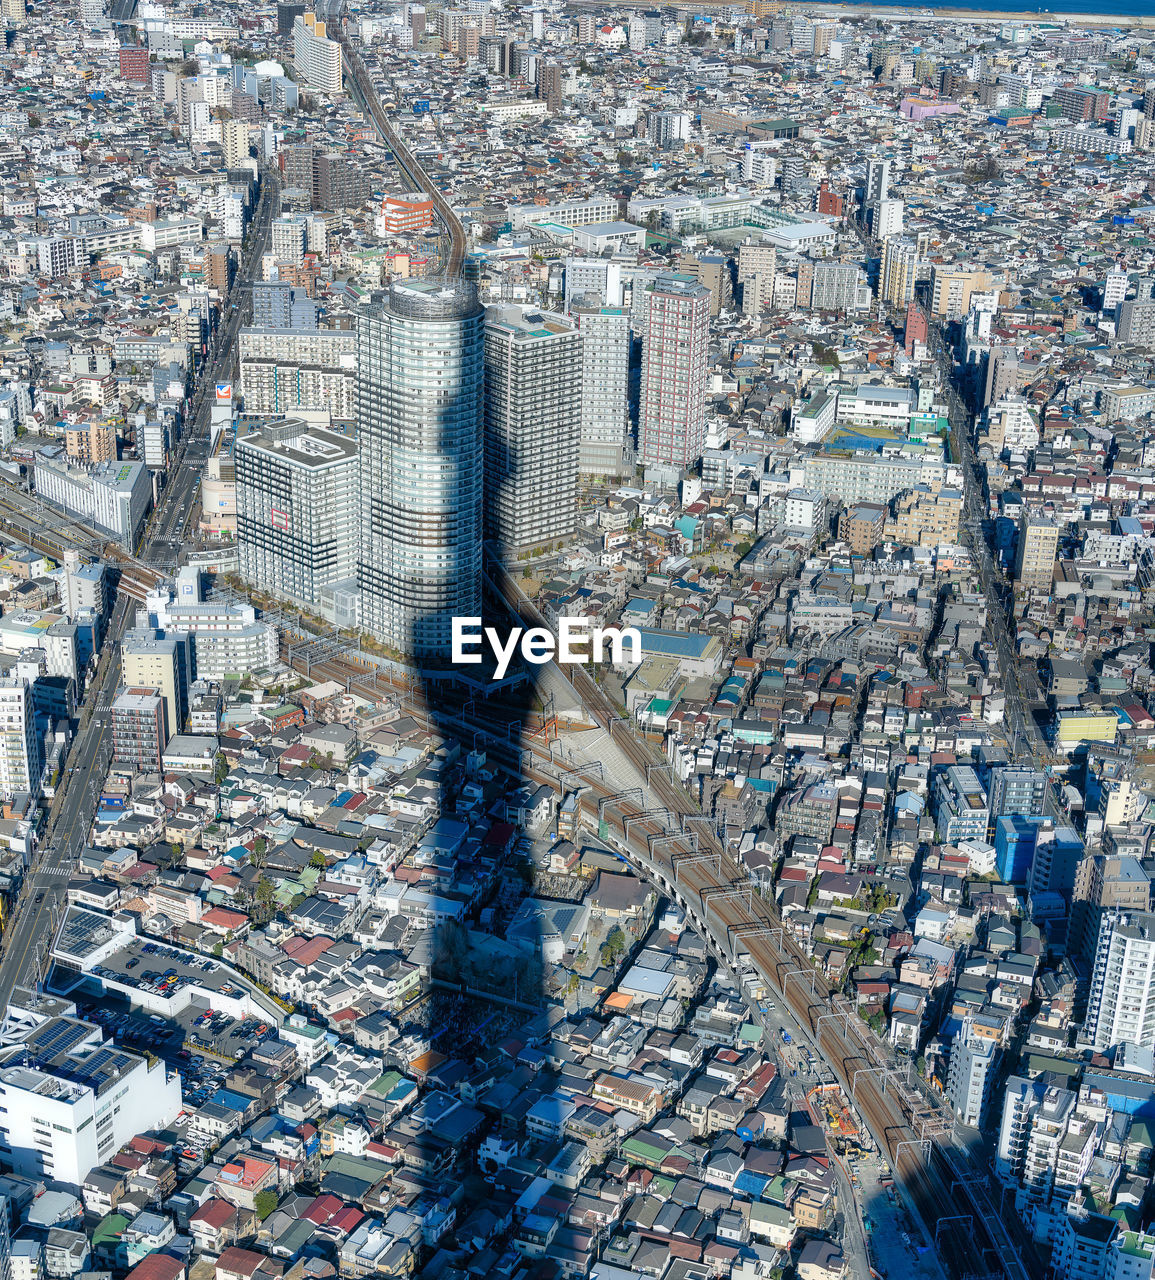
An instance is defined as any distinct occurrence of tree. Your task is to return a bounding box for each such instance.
[600,926,626,967]
[254,1190,278,1221]
[309,850,327,869]
[27,113,41,129]
[253,875,277,924]
[214,753,228,785]
[253,836,267,861]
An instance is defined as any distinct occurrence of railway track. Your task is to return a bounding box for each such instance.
[336,29,468,277]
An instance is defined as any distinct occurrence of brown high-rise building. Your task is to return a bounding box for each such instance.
[119,45,150,82]
[281,142,316,200]
[65,421,117,465]
[206,242,234,296]
[816,180,844,220]
[538,61,562,114]
[315,153,370,211]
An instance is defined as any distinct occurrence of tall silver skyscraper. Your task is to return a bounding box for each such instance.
[357,280,484,657]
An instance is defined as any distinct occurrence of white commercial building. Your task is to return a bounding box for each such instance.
[33,451,150,550]
[0,1000,181,1187]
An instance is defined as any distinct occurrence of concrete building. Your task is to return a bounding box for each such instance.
[571,304,630,479]
[483,307,582,557]
[33,452,150,551]
[879,237,918,308]
[1014,513,1059,594]
[236,419,359,609]
[0,678,40,800]
[111,686,167,770]
[946,1015,998,1127]
[934,765,989,844]
[357,280,484,658]
[638,275,710,471]
[292,11,342,94]
[1086,911,1155,1052]
[0,1002,181,1186]
[121,632,188,740]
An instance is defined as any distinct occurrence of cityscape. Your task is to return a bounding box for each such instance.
[0,1,1153,1279]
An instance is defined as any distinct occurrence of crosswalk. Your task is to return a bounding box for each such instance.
[36,865,72,880]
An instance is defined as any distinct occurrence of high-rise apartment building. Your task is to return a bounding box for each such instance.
[122,631,188,740]
[1086,911,1155,1051]
[988,765,1048,820]
[0,678,40,800]
[206,243,234,296]
[292,12,343,94]
[638,275,710,470]
[864,155,890,225]
[879,236,918,308]
[1116,282,1155,347]
[1014,513,1059,593]
[572,305,630,479]
[239,328,357,420]
[250,282,318,330]
[236,419,359,609]
[119,45,150,82]
[1053,85,1110,123]
[537,60,562,113]
[111,686,167,770]
[270,215,307,266]
[930,265,996,319]
[357,280,484,657]
[483,307,582,558]
[222,119,250,169]
[945,1015,999,1127]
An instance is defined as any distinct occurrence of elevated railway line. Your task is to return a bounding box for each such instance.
[336,29,467,276]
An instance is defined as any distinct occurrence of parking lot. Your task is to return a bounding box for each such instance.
[76,984,277,1108]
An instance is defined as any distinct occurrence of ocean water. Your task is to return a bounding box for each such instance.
[836,0,1155,15]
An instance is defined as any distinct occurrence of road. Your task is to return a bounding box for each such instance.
[929,322,1048,765]
[0,169,281,1008]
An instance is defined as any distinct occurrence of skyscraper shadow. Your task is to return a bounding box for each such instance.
[356,280,551,1205]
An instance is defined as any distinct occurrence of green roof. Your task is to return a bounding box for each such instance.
[621,1135,667,1163]
[93,1215,128,1248]
[365,1070,403,1097]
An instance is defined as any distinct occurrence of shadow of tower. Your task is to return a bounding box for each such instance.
[357,279,553,1197]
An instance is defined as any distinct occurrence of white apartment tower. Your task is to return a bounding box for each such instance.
[572,304,630,479]
[0,678,40,800]
[880,236,919,309]
[638,274,710,471]
[236,419,360,610]
[483,307,583,556]
[1086,911,1155,1052]
[945,1015,998,1127]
